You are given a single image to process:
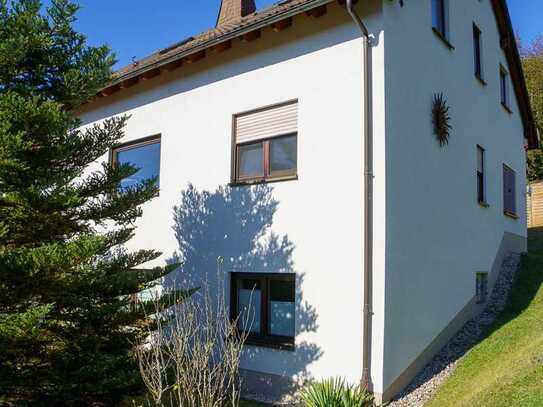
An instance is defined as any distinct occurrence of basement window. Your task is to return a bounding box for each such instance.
[231,272,295,350]
[111,135,161,190]
[476,272,489,304]
[232,101,298,184]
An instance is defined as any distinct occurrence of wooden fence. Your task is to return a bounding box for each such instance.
[527,181,543,228]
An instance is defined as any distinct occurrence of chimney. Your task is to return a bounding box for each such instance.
[216,0,256,27]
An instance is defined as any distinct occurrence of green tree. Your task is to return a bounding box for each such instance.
[521,36,543,181]
[0,1,177,404]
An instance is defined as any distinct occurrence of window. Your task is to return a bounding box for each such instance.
[232,101,298,184]
[477,146,486,205]
[476,272,489,304]
[500,66,510,110]
[473,24,484,81]
[111,135,161,190]
[432,0,448,41]
[503,164,517,217]
[231,273,295,350]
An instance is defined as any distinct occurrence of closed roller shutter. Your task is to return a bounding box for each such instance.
[503,165,516,215]
[235,101,298,144]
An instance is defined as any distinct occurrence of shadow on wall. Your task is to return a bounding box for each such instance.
[165,183,322,386]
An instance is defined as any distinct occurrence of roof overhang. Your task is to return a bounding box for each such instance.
[94,0,538,149]
[492,0,538,148]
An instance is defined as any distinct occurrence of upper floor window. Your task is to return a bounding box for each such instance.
[432,0,450,45]
[473,24,484,82]
[231,272,295,350]
[500,66,511,111]
[111,135,161,190]
[232,101,298,184]
[477,145,487,205]
[503,164,517,218]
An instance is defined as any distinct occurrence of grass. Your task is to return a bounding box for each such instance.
[426,227,543,407]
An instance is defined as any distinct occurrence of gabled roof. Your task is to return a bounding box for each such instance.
[96,0,537,148]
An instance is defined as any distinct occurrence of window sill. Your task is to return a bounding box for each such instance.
[504,210,519,219]
[478,201,490,208]
[432,28,455,50]
[230,174,298,187]
[475,75,487,86]
[501,103,513,114]
[244,337,295,352]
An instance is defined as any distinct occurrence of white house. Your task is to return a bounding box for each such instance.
[78,0,537,402]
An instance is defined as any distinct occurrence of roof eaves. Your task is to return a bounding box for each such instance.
[492,0,538,148]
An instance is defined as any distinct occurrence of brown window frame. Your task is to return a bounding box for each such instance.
[230,272,295,351]
[232,133,298,185]
[110,134,162,188]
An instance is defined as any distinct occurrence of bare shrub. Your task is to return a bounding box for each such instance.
[136,258,251,407]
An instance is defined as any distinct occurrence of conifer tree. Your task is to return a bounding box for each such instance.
[0,1,176,404]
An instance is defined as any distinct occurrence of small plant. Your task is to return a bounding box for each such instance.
[301,377,374,407]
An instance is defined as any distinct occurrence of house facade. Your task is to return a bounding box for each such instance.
[78,0,537,402]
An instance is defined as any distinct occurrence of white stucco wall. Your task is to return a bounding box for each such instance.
[381,0,528,394]
[79,1,385,389]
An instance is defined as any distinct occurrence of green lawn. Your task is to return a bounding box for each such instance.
[426,228,543,407]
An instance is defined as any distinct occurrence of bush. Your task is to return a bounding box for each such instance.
[136,261,250,407]
[300,377,374,407]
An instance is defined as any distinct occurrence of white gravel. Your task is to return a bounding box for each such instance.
[388,253,522,407]
[243,392,299,406]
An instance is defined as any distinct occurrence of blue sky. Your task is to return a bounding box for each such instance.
[56,0,542,69]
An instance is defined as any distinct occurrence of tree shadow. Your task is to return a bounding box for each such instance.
[165,183,322,398]
[482,229,543,337]
[527,226,543,253]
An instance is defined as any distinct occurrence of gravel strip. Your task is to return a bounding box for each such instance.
[389,253,522,407]
[243,390,301,406]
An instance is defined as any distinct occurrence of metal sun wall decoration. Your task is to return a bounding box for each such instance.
[432,93,452,147]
